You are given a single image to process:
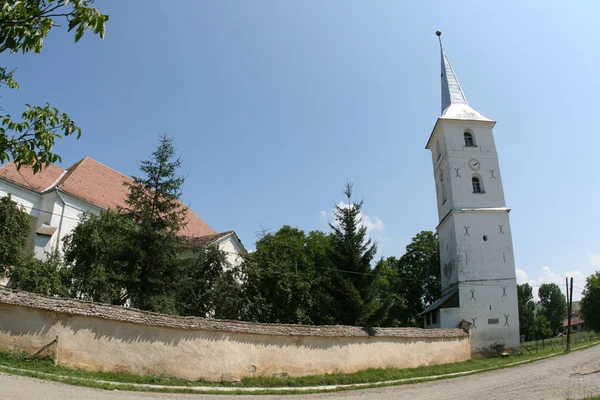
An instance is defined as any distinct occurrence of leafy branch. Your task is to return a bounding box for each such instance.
[0,0,108,172]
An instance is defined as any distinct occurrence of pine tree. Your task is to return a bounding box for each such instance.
[328,182,385,326]
[121,134,187,313]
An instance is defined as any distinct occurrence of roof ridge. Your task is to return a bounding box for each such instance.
[84,156,133,181]
[42,169,68,192]
[55,156,89,189]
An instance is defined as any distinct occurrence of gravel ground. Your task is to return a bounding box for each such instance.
[2,345,599,400]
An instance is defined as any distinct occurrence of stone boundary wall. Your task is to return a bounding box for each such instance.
[0,289,470,381]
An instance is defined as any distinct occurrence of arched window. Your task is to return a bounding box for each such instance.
[436,140,441,160]
[464,131,475,147]
[442,183,447,203]
[472,176,483,193]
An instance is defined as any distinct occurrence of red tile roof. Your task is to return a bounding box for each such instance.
[0,162,65,192]
[0,157,217,238]
[182,231,234,248]
[562,313,584,327]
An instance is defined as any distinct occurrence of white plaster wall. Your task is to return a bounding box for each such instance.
[429,120,504,220]
[428,119,520,352]
[0,304,471,382]
[437,207,520,351]
[50,192,102,255]
[458,281,520,351]
[0,181,43,257]
[216,235,244,268]
[440,308,462,329]
[0,181,43,221]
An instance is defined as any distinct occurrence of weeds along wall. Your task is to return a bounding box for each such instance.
[0,289,470,381]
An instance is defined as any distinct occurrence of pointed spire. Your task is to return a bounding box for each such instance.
[437,31,467,114]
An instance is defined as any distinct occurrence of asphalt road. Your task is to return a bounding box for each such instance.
[2,345,600,400]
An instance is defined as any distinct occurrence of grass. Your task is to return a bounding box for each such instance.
[0,332,598,394]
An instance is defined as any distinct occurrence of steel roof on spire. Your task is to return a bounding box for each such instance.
[425,32,495,149]
[439,35,467,114]
[436,31,492,122]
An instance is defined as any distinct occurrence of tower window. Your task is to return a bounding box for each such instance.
[464,132,475,147]
[436,140,441,160]
[472,176,483,193]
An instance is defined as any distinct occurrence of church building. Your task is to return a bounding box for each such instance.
[421,33,520,353]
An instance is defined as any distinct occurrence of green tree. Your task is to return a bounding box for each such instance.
[529,313,552,340]
[517,283,535,340]
[176,246,244,320]
[0,195,31,275]
[8,251,70,296]
[395,231,440,327]
[121,134,187,313]
[242,226,335,324]
[1,0,109,171]
[328,182,386,326]
[372,256,406,327]
[64,135,187,313]
[63,210,138,305]
[580,271,600,332]
[538,283,567,334]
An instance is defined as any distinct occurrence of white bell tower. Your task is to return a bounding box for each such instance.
[421,32,520,353]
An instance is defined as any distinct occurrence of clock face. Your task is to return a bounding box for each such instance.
[468,159,481,171]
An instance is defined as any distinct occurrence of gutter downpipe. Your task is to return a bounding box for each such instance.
[55,191,67,253]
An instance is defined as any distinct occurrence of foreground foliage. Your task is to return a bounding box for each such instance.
[0,0,108,171]
[517,283,535,340]
[581,271,600,332]
[0,195,30,275]
[538,283,567,334]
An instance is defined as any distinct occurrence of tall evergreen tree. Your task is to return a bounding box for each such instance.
[121,134,187,313]
[328,182,386,326]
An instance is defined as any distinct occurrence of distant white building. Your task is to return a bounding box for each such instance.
[420,34,520,353]
[0,156,244,282]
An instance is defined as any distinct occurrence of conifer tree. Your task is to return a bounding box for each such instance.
[328,182,385,326]
[121,134,187,313]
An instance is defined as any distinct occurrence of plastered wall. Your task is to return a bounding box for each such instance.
[0,302,470,382]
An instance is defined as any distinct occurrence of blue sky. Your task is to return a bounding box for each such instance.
[3,1,599,299]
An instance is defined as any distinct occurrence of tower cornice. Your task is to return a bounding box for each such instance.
[436,207,511,230]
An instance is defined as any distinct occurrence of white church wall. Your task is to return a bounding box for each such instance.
[216,235,244,268]
[50,192,102,255]
[0,181,43,259]
[0,180,43,220]
[440,308,462,329]
[459,281,520,351]
[441,121,497,154]
[438,218,458,291]
[452,212,516,283]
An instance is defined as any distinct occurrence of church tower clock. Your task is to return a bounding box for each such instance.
[422,32,520,353]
